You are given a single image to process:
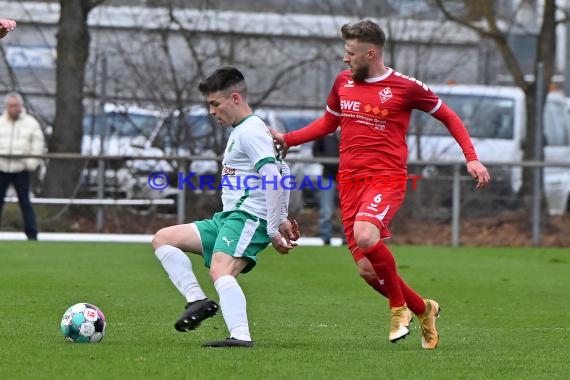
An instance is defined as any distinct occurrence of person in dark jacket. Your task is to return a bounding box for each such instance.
[312,130,340,245]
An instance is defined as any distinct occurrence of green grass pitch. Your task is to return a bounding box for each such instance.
[0,242,569,379]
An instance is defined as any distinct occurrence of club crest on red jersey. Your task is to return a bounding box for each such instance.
[379,87,392,103]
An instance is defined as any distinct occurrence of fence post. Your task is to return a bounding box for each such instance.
[451,163,461,247]
[532,62,544,246]
[95,55,108,232]
[177,158,186,225]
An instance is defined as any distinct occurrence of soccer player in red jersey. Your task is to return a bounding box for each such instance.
[271,20,491,349]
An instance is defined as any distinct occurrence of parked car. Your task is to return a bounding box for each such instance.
[148,106,228,176]
[80,104,175,212]
[82,103,163,156]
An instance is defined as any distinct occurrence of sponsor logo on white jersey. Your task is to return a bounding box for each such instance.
[222,167,236,176]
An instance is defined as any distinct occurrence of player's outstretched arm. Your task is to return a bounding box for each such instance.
[466,160,491,189]
[0,18,16,39]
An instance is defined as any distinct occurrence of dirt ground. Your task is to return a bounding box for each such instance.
[3,204,569,247]
[390,211,570,247]
[294,208,570,247]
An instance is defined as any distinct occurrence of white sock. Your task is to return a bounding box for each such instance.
[214,275,251,341]
[155,245,207,303]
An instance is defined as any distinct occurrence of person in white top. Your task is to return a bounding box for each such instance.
[0,92,45,240]
[152,66,299,348]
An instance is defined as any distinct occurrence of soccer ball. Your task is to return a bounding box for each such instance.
[60,303,106,343]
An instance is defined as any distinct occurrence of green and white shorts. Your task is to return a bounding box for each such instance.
[193,210,271,273]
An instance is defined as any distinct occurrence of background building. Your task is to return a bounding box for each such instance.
[0,0,504,126]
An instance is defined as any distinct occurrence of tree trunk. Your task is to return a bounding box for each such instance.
[519,0,554,206]
[43,1,100,197]
[433,0,556,220]
[520,85,541,198]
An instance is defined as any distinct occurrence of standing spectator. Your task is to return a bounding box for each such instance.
[312,130,340,245]
[0,92,45,240]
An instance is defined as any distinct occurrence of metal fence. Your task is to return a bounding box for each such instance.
[1,153,569,246]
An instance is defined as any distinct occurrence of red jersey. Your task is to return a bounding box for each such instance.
[285,68,477,178]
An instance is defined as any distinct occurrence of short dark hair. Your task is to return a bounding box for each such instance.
[341,20,385,47]
[198,66,247,97]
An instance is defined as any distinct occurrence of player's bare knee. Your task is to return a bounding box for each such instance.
[209,253,233,282]
[208,267,220,282]
[354,232,378,250]
[210,253,247,281]
[209,265,239,282]
[354,222,381,249]
[151,228,170,250]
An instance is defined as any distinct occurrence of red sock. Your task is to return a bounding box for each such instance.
[365,278,388,298]
[377,243,426,315]
[398,278,426,315]
[365,276,426,315]
[361,240,405,308]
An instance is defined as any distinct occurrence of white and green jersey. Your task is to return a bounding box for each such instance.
[220,114,280,221]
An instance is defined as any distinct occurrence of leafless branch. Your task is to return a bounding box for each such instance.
[433,0,528,91]
[250,54,323,108]
[168,5,208,81]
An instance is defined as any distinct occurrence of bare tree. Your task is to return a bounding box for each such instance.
[433,0,558,202]
[43,0,106,198]
[96,2,335,157]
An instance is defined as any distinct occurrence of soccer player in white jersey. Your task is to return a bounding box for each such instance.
[152,66,299,348]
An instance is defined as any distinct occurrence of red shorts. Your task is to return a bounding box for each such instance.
[339,181,405,262]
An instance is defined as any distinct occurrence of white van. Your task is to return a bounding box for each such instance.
[543,94,570,214]
[82,103,164,156]
[147,105,227,176]
[407,84,570,215]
